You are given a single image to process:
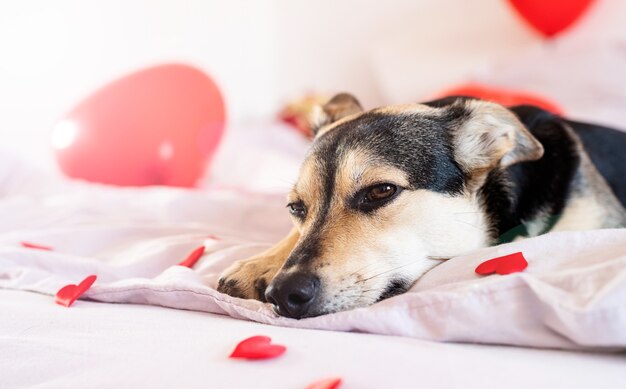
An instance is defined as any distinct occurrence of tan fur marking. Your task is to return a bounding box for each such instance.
[291,158,321,205]
[370,103,439,116]
[335,149,409,200]
[217,228,300,299]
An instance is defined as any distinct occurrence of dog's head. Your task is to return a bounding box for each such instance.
[265,94,544,318]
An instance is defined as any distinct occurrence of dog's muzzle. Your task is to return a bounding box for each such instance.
[265,272,320,319]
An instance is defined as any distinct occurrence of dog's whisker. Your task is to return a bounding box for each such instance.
[338,292,380,304]
[355,255,447,280]
[357,263,413,281]
[453,219,482,230]
[357,260,424,284]
[342,286,381,296]
[357,264,389,279]
[357,253,448,280]
[346,261,381,278]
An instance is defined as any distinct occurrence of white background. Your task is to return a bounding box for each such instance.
[1,0,625,171]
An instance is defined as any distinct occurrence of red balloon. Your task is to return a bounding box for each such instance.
[53,64,225,187]
[507,0,596,38]
[438,83,564,115]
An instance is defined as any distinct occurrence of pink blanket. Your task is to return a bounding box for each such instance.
[1,175,625,351]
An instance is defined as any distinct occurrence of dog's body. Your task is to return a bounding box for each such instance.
[218,95,626,319]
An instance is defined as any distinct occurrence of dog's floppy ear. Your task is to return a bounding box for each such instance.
[309,93,363,136]
[453,100,544,181]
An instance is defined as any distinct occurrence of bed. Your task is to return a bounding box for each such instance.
[1,122,625,388]
[3,289,626,389]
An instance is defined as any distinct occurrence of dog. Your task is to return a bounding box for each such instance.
[218,94,626,319]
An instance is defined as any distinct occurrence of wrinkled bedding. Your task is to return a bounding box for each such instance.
[1,162,625,351]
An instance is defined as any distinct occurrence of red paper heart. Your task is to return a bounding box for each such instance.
[306,377,343,389]
[475,252,528,275]
[178,245,205,268]
[20,241,53,251]
[508,0,595,38]
[229,336,286,360]
[55,275,97,307]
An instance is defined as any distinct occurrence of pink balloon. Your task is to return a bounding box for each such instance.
[53,64,225,187]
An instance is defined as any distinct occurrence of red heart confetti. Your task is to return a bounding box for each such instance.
[55,275,97,307]
[475,252,528,276]
[306,377,343,389]
[20,241,53,251]
[229,335,286,360]
[178,245,205,268]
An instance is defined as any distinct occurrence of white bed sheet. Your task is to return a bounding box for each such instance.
[1,125,626,388]
[2,160,625,350]
[2,289,625,389]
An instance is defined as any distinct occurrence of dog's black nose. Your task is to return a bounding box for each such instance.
[265,273,320,319]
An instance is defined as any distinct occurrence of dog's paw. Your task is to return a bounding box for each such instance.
[217,256,280,302]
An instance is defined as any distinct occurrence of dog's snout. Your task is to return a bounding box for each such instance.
[265,273,320,319]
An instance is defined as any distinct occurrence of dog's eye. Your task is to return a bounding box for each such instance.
[354,183,401,213]
[287,201,307,219]
[365,184,397,202]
